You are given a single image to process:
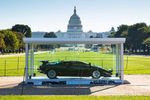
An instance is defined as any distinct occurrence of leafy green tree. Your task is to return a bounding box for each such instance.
[143,37,150,53]
[109,25,129,38]
[116,25,129,37]
[12,24,32,37]
[109,25,129,51]
[0,30,19,52]
[0,33,6,53]
[143,37,150,45]
[108,31,115,37]
[44,32,57,38]
[109,23,150,54]
[127,23,148,52]
[14,32,25,52]
[40,32,59,49]
[90,36,94,38]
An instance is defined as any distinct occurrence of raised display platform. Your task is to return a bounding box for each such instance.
[25,76,122,86]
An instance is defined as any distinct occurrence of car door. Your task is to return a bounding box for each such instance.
[79,62,91,76]
[56,62,70,76]
[68,62,81,76]
[63,62,73,76]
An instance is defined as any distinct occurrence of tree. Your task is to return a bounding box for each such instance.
[109,24,129,51]
[0,30,19,52]
[116,25,129,37]
[44,32,57,38]
[143,37,150,45]
[90,36,94,38]
[12,24,32,37]
[109,23,150,54]
[127,23,148,53]
[143,37,150,53]
[40,32,59,49]
[0,33,6,53]
[14,32,25,52]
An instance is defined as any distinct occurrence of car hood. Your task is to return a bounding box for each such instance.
[92,65,112,72]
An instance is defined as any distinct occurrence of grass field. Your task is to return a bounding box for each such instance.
[0,96,150,100]
[0,51,150,76]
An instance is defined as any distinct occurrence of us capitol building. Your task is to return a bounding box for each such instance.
[32,7,115,38]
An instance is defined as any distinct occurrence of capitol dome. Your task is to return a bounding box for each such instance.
[67,6,83,32]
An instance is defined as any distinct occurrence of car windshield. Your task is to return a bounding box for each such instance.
[49,61,60,65]
[55,61,60,64]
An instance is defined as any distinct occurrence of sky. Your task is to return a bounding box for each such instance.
[0,0,150,32]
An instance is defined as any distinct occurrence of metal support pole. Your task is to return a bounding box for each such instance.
[30,44,34,76]
[25,44,29,81]
[112,45,115,72]
[120,43,124,83]
[116,44,119,75]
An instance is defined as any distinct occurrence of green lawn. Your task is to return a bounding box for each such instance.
[0,55,25,76]
[0,96,150,100]
[0,51,150,76]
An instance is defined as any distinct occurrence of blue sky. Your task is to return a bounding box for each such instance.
[0,0,150,32]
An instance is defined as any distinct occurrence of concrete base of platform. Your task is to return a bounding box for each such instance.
[25,76,122,85]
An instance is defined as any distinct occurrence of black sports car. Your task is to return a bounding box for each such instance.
[38,60,112,79]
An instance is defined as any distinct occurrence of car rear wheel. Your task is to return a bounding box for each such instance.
[47,69,56,79]
[92,70,100,79]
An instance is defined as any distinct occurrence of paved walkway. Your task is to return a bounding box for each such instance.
[0,75,150,95]
[0,51,48,57]
[0,53,25,57]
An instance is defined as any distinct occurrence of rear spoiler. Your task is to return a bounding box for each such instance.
[39,60,49,65]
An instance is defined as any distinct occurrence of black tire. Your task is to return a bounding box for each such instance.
[92,70,101,79]
[47,69,57,79]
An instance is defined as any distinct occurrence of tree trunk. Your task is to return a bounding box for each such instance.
[147,47,150,53]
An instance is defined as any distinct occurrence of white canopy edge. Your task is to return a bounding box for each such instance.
[23,38,126,44]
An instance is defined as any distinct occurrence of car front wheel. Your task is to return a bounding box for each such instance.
[47,69,56,79]
[92,70,100,79]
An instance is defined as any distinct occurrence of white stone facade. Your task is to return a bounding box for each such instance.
[32,7,114,38]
